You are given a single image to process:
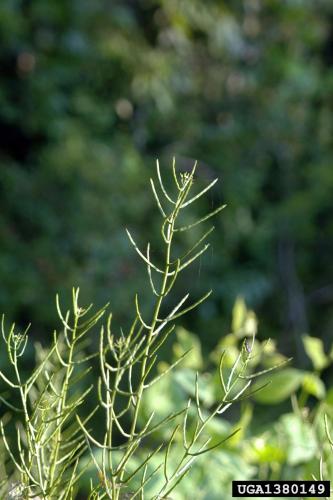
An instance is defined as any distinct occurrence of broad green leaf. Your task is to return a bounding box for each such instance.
[302,335,328,371]
[232,296,247,335]
[302,372,326,399]
[198,412,233,449]
[231,297,257,339]
[228,403,253,446]
[139,367,186,430]
[253,368,305,404]
[173,368,215,407]
[279,413,317,465]
[210,335,239,367]
[173,327,203,369]
[248,437,286,464]
[244,311,258,337]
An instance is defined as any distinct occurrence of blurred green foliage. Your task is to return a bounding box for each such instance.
[1,0,333,361]
[1,1,333,496]
[73,299,332,499]
[131,300,333,499]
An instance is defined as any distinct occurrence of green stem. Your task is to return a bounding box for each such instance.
[48,314,78,492]
[117,179,192,487]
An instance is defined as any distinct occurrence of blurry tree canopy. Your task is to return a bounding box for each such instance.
[0,0,333,363]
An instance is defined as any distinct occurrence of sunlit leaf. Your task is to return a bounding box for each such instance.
[173,327,203,370]
[253,369,305,404]
[231,296,247,335]
[302,372,326,399]
[279,413,317,465]
[302,335,328,371]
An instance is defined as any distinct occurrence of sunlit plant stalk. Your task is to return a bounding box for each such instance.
[0,292,107,499]
[311,415,333,500]
[79,159,277,499]
[0,158,287,499]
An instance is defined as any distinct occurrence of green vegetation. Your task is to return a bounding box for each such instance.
[1,1,333,498]
[1,0,333,350]
[0,164,280,498]
[1,164,332,498]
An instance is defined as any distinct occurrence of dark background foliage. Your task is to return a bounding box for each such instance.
[1,0,333,366]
